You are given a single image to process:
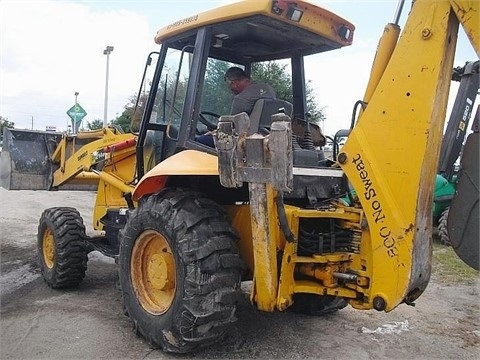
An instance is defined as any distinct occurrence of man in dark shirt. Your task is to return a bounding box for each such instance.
[224,66,276,115]
[197,67,276,147]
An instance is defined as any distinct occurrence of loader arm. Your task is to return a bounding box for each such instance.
[338,0,479,310]
[47,127,139,232]
[51,128,135,188]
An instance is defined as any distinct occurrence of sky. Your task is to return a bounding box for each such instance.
[0,0,478,136]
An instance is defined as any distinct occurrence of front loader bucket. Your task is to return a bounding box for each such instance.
[0,128,61,190]
[448,130,479,270]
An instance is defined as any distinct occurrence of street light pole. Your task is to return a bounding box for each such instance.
[74,91,79,134]
[103,45,114,128]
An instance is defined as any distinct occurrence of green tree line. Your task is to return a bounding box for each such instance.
[108,60,324,133]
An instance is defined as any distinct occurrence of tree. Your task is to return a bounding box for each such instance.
[114,59,325,133]
[111,93,148,133]
[251,62,325,124]
[202,60,325,124]
[251,61,292,102]
[112,106,133,133]
[0,116,15,143]
[112,66,191,133]
[87,119,103,130]
[201,60,232,115]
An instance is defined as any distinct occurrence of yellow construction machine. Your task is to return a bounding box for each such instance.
[1,0,478,353]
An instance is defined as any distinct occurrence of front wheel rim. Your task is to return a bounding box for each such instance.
[131,230,176,315]
[43,228,56,269]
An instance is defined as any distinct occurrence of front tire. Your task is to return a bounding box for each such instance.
[37,207,88,288]
[119,189,243,353]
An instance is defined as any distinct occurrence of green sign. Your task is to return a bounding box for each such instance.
[67,103,87,125]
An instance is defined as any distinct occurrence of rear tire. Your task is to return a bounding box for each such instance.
[290,294,347,315]
[37,207,88,288]
[119,189,243,353]
[438,207,451,246]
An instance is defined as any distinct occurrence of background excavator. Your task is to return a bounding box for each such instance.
[434,60,478,245]
[316,60,479,247]
[0,0,478,353]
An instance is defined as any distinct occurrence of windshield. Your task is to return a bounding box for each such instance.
[150,46,193,137]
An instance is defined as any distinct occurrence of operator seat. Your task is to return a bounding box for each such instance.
[247,98,293,135]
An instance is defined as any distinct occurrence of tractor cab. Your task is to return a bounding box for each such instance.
[133,0,355,187]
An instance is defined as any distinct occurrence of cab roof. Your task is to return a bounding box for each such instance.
[154,0,355,63]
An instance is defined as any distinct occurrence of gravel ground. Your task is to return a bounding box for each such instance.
[1,188,479,359]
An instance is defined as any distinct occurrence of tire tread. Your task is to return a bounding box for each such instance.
[119,188,242,353]
[37,207,88,288]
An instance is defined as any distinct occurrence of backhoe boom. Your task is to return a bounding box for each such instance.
[339,0,479,310]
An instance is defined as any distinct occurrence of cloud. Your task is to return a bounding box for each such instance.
[1,0,155,130]
[1,0,477,134]
[305,40,377,136]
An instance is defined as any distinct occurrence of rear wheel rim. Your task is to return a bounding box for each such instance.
[43,228,55,269]
[131,230,176,315]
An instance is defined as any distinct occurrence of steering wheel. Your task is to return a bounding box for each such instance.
[199,111,220,131]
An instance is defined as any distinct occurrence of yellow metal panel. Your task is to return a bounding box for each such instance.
[133,150,218,201]
[362,23,401,105]
[294,280,358,299]
[277,241,297,310]
[155,0,354,48]
[225,205,254,276]
[98,171,135,195]
[156,0,270,43]
[248,183,279,312]
[339,0,459,311]
[450,0,480,57]
[76,128,105,140]
[93,150,136,231]
[52,132,134,187]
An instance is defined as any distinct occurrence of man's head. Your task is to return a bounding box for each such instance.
[225,67,251,94]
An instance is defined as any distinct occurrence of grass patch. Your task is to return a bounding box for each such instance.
[432,242,479,284]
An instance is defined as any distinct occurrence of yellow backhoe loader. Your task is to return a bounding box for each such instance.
[1,0,478,353]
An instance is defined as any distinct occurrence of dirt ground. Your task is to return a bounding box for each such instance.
[0,188,479,359]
